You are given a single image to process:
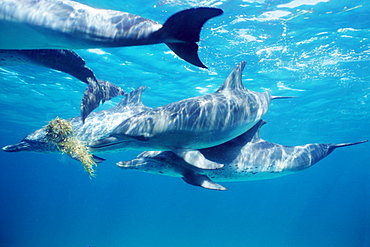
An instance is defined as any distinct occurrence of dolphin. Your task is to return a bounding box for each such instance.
[90,61,294,169]
[117,120,368,191]
[0,49,125,121]
[0,0,223,68]
[2,86,150,159]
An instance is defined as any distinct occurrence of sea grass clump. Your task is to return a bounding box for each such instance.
[43,117,96,177]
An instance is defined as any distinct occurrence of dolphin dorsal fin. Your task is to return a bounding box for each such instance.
[115,86,146,109]
[233,120,267,144]
[250,120,266,142]
[217,61,246,92]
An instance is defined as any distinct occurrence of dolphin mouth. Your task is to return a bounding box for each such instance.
[2,141,31,152]
[88,137,124,150]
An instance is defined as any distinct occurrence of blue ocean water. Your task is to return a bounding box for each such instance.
[1,0,370,246]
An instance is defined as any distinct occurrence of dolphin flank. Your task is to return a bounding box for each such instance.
[0,0,223,68]
[90,61,294,170]
[117,120,368,191]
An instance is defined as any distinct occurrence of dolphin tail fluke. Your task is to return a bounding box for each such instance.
[165,43,204,68]
[182,172,228,191]
[81,79,126,122]
[156,7,223,68]
[173,148,224,170]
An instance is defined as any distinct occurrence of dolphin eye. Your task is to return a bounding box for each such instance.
[155,156,167,162]
[136,135,149,141]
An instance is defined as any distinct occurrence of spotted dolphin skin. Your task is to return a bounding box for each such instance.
[0,0,223,68]
[90,61,293,170]
[2,86,150,159]
[117,120,368,191]
[0,49,125,121]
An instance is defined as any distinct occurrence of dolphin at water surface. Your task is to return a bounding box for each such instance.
[0,0,223,68]
[2,86,150,158]
[90,61,294,169]
[117,120,368,190]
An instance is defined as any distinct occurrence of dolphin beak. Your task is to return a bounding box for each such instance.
[116,158,151,169]
[116,160,133,168]
[2,141,31,152]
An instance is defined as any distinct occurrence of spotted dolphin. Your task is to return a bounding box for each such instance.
[0,0,223,68]
[2,86,150,159]
[90,61,293,169]
[117,120,368,190]
[0,49,125,121]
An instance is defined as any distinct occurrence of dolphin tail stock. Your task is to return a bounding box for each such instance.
[81,79,126,122]
[182,172,228,191]
[154,7,223,68]
[172,148,224,170]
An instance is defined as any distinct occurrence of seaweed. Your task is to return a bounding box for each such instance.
[43,117,96,177]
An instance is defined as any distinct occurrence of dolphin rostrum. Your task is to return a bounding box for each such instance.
[0,0,223,68]
[0,49,125,121]
[2,86,150,159]
[90,61,294,169]
[117,120,368,190]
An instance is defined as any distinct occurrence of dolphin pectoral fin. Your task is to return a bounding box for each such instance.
[81,79,101,122]
[182,172,228,191]
[92,155,106,163]
[81,78,126,122]
[96,80,126,103]
[172,148,224,170]
[69,153,105,164]
[166,43,204,68]
[155,8,223,68]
